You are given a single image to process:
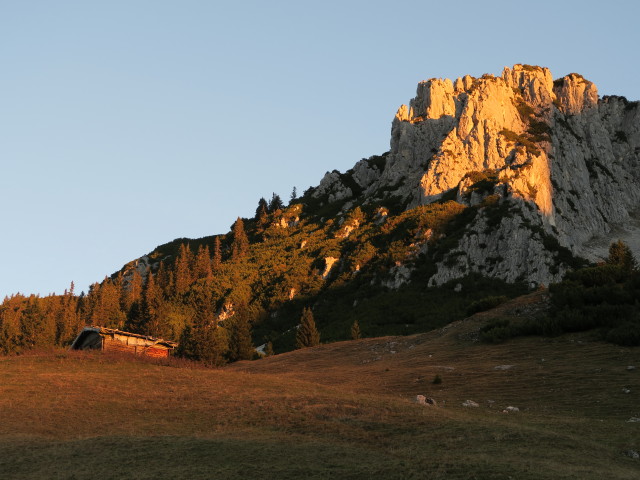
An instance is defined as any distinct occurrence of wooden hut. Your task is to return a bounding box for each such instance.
[70,326,178,358]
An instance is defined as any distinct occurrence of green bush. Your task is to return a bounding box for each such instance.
[605,322,640,346]
[466,295,508,316]
[479,318,514,343]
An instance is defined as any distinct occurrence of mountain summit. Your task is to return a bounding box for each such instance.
[310,64,640,285]
[3,65,640,357]
[100,64,640,351]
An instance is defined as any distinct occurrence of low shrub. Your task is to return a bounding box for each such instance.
[605,322,640,346]
[479,318,514,343]
[467,295,508,316]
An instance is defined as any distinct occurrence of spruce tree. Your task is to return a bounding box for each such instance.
[174,243,194,295]
[231,217,249,261]
[255,197,269,222]
[156,261,170,295]
[0,296,23,354]
[296,307,320,348]
[141,271,163,336]
[607,240,638,274]
[289,186,297,204]
[212,237,222,271]
[57,281,80,346]
[195,245,213,279]
[123,269,143,314]
[268,192,284,212]
[228,303,255,361]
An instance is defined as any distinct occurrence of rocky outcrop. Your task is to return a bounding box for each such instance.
[311,64,640,286]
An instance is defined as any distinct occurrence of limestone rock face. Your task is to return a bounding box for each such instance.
[311,64,640,286]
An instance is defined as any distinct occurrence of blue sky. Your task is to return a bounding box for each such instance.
[1,0,639,298]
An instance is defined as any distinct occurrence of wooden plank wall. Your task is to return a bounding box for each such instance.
[102,337,170,358]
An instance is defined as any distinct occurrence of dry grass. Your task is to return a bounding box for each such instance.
[1,295,639,479]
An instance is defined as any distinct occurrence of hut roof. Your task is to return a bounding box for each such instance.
[70,326,178,350]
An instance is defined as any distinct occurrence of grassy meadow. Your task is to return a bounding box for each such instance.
[1,296,639,479]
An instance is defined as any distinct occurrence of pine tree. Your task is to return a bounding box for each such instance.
[126,270,144,311]
[255,197,269,222]
[228,303,255,361]
[56,281,80,346]
[350,319,361,340]
[268,193,283,213]
[156,261,170,294]
[20,296,55,349]
[231,217,249,261]
[195,245,213,279]
[87,278,125,329]
[174,243,194,295]
[607,240,638,274]
[141,271,163,336]
[183,315,229,367]
[0,295,23,354]
[212,237,222,271]
[289,186,297,204]
[296,307,320,349]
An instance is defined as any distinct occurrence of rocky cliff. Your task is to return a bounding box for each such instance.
[311,65,640,286]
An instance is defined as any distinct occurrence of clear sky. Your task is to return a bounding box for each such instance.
[1,0,639,298]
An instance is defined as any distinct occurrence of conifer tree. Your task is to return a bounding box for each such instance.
[195,245,213,279]
[0,296,23,354]
[124,270,143,312]
[263,341,274,356]
[607,240,638,274]
[350,319,361,340]
[141,271,163,336]
[20,296,55,349]
[156,261,170,294]
[255,197,269,223]
[56,281,80,346]
[231,217,249,261]
[181,315,229,366]
[289,186,297,204]
[268,193,283,213]
[228,303,255,361]
[174,243,194,295]
[88,278,125,328]
[212,236,222,271]
[296,307,320,348]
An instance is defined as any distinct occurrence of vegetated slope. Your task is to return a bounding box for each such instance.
[3,64,638,359]
[1,302,639,480]
[108,64,638,352]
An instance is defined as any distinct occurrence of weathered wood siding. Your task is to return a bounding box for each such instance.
[102,335,170,358]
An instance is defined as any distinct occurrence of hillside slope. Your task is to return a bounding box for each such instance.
[1,304,639,479]
[311,65,640,285]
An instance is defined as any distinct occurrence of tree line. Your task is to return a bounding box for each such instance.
[0,192,332,363]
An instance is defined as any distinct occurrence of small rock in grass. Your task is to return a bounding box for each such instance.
[627,366,636,371]
[623,450,639,459]
[503,406,520,413]
[623,388,631,394]
[462,400,479,408]
[627,417,640,423]
[494,365,514,370]
[415,395,427,405]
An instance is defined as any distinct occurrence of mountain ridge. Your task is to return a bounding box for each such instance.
[104,64,639,353]
[305,64,640,286]
[3,64,638,358]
